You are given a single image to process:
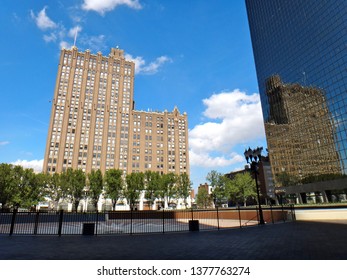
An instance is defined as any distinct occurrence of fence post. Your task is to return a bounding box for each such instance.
[130,208,133,235]
[9,208,17,236]
[34,211,40,235]
[282,204,285,222]
[162,208,165,234]
[270,204,274,224]
[238,205,242,228]
[191,207,194,221]
[291,204,296,221]
[95,210,99,236]
[58,210,63,237]
[256,206,259,224]
[216,206,220,230]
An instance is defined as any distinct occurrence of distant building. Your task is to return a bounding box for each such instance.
[43,47,189,177]
[198,183,213,195]
[225,156,275,204]
[196,183,214,208]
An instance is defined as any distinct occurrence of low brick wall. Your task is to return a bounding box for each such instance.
[108,208,290,223]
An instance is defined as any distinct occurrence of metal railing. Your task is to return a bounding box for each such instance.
[0,205,295,236]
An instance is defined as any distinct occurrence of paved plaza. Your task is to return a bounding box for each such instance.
[0,220,347,260]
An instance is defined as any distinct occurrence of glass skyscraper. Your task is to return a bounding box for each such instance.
[246,0,347,203]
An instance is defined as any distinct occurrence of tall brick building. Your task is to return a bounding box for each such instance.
[43,47,189,177]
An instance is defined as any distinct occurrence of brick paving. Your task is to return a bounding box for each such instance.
[0,220,346,260]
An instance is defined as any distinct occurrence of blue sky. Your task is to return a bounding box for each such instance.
[0,0,266,190]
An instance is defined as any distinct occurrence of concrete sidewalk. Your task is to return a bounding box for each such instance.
[0,220,346,260]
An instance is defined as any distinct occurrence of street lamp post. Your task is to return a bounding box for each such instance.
[244,146,265,225]
[83,188,89,213]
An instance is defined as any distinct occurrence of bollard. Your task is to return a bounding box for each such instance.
[82,223,95,235]
[189,220,199,231]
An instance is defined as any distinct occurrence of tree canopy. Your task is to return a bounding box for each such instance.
[0,163,193,211]
[104,169,124,210]
[226,172,256,206]
[88,169,103,209]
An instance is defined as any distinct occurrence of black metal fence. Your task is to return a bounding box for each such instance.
[0,205,295,236]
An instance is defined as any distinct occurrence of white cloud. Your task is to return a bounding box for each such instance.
[0,141,10,146]
[60,40,72,50]
[30,6,109,52]
[125,54,171,74]
[68,25,82,39]
[82,0,142,15]
[11,159,43,173]
[43,33,57,43]
[31,8,106,52]
[189,89,265,168]
[189,151,244,168]
[142,56,172,74]
[79,34,107,52]
[30,7,57,30]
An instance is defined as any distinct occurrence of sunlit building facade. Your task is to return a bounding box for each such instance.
[43,47,189,177]
[246,0,347,202]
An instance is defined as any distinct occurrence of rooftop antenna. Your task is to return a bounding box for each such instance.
[73,28,78,47]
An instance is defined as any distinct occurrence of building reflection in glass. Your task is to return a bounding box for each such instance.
[246,0,347,203]
[265,75,341,185]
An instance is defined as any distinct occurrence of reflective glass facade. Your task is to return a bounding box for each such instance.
[246,0,347,185]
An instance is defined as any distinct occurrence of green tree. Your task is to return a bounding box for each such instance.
[104,169,124,210]
[4,166,47,209]
[13,166,33,209]
[0,163,18,209]
[176,173,192,207]
[211,176,229,207]
[124,172,145,209]
[206,170,222,188]
[46,172,68,210]
[144,170,161,209]
[227,173,256,206]
[196,188,213,209]
[28,172,49,209]
[207,171,228,207]
[159,172,177,207]
[10,165,25,208]
[88,169,103,209]
[64,168,86,211]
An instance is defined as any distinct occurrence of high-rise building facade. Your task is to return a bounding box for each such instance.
[43,47,189,177]
[246,0,347,201]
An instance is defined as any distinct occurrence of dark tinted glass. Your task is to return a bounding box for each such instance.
[246,0,347,178]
